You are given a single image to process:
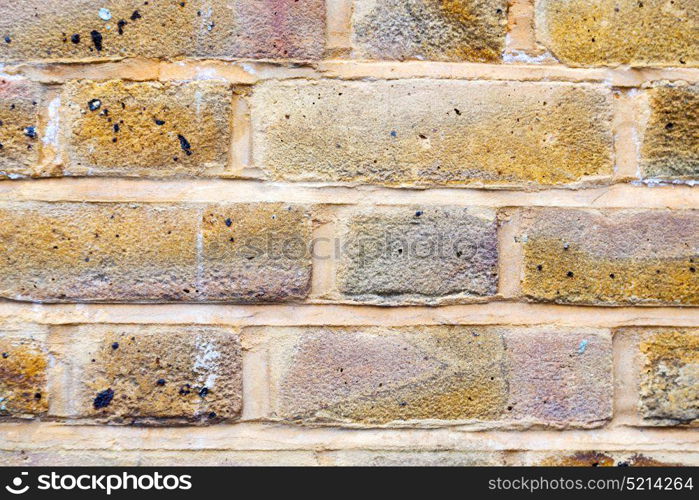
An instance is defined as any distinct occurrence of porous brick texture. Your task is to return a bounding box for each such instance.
[0,0,697,466]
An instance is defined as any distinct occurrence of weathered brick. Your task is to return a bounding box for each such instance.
[636,328,698,424]
[0,202,312,303]
[520,209,699,305]
[536,0,699,67]
[321,450,504,466]
[54,324,242,423]
[62,80,232,177]
[336,207,498,303]
[351,0,508,62]
[0,323,49,418]
[0,79,42,178]
[199,203,312,302]
[265,326,612,426]
[251,80,613,187]
[0,0,325,62]
[529,451,693,467]
[641,84,698,180]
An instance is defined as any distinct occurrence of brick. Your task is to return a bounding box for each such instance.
[0,323,49,418]
[0,79,42,178]
[637,329,698,424]
[199,203,312,302]
[265,326,612,425]
[351,0,508,62]
[0,0,325,62]
[520,209,699,305]
[251,80,613,187]
[536,0,699,67]
[54,324,242,423]
[62,80,232,177]
[528,451,693,467]
[641,84,698,180]
[321,450,504,466]
[0,202,312,303]
[336,207,498,303]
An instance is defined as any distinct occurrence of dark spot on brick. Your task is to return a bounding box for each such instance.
[390,130,397,137]
[156,378,166,386]
[454,108,461,115]
[93,388,114,409]
[154,118,165,125]
[177,134,192,155]
[2,352,8,358]
[665,122,675,130]
[225,218,232,227]
[90,30,103,51]
[130,10,142,21]
[199,387,209,397]
[113,124,120,133]
[567,271,574,278]
[34,392,42,399]
[71,34,80,44]
[179,384,191,396]
[4,36,11,44]
[208,412,216,418]
[117,20,127,35]
[415,210,423,217]
[111,342,119,350]
[23,126,37,139]
[88,99,102,111]
[537,264,543,271]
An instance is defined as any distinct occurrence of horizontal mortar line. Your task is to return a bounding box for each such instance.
[5,59,699,85]
[0,179,698,208]
[0,301,698,328]
[0,422,697,452]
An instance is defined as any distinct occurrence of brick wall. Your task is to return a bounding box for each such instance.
[0,0,697,466]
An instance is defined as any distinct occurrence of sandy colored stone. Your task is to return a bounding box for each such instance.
[505,328,612,424]
[638,329,698,424]
[199,203,312,302]
[54,324,242,423]
[0,202,199,302]
[0,323,48,418]
[321,450,504,466]
[62,80,232,177]
[0,79,42,178]
[266,325,611,426]
[267,326,509,424]
[533,451,689,467]
[521,209,699,305]
[0,0,325,62]
[352,0,507,62]
[536,0,699,67]
[336,206,498,303]
[641,83,698,180]
[251,80,613,187]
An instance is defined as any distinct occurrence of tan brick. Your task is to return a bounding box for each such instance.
[53,324,242,424]
[251,80,613,187]
[321,450,504,466]
[336,206,498,304]
[199,203,312,302]
[641,84,698,180]
[0,0,325,62]
[0,79,42,178]
[637,328,698,424]
[62,80,232,177]
[0,202,312,303]
[520,209,699,305]
[264,326,612,426]
[522,451,695,467]
[351,0,508,62]
[0,323,49,418]
[536,0,699,67]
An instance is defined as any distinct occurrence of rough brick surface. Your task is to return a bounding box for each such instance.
[0,0,325,62]
[536,0,699,67]
[352,0,508,62]
[520,209,699,305]
[0,79,42,178]
[54,324,242,423]
[635,328,698,424]
[641,84,698,180]
[265,326,612,426]
[199,203,312,302]
[251,80,613,187]
[0,202,311,303]
[336,206,498,303]
[0,323,48,418]
[62,80,232,177]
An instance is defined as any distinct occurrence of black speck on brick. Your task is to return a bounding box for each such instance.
[90,30,103,52]
[117,20,127,35]
[71,34,80,44]
[154,118,165,125]
[88,99,102,111]
[199,387,209,397]
[177,134,193,155]
[23,126,37,139]
[4,36,10,44]
[130,10,141,21]
[93,388,114,409]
